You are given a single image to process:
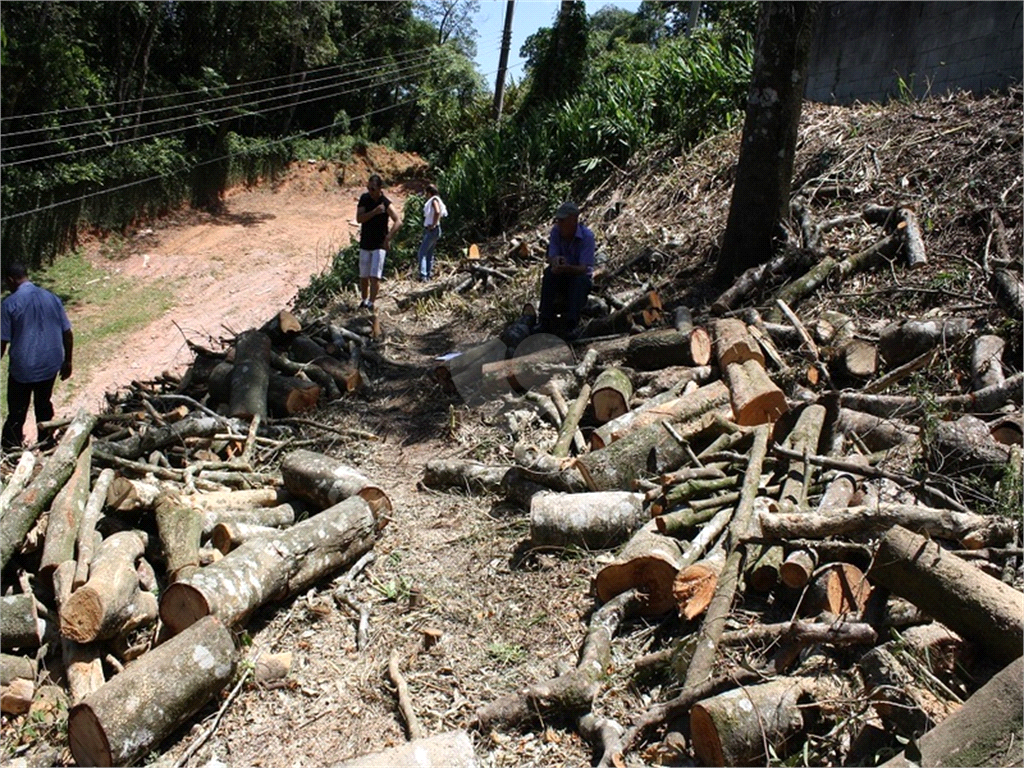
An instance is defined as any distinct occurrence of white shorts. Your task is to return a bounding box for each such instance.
[359,249,386,279]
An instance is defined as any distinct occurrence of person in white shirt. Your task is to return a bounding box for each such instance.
[417,184,447,281]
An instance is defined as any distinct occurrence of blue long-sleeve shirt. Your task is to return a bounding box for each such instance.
[548,223,596,277]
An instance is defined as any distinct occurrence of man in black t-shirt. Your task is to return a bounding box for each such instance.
[355,174,402,310]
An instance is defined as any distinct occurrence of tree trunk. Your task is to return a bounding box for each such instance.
[840,371,1024,418]
[39,445,92,584]
[582,291,662,338]
[160,496,377,634]
[0,594,45,651]
[266,373,320,416]
[74,469,115,590]
[270,352,341,401]
[710,319,764,369]
[878,317,977,367]
[96,415,222,461]
[989,268,1024,320]
[1,410,96,569]
[713,1,820,283]
[591,369,632,423]
[858,645,954,737]
[67,615,236,768]
[421,460,509,495]
[281,449,391,518]
[259,309,302,346]
[724,359,788,426]
[900,622,972,679]
[926,414,1012,482]
[210,521,279,555]
[594,521,686,617]
[834,408,919,451]
[530,491,646,550]
[186,487,287,513]
[972,334,1006,391]
[867,525,1024,664]
[229,329,272,420]
[591,380,728,450]
[337,731,478,768]
[60,531,146,643]
[805,562,871,616]
[624,327,712,371]
[691,677,813,766]
[156,495,202,583]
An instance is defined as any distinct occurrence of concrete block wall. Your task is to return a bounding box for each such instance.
[804,2,1023,104]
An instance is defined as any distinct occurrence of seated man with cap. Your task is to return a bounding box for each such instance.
[538,201,595,339]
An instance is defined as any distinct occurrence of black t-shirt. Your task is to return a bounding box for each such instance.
[358,192,391,250]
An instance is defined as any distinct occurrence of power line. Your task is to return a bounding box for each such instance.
[0,61,524,224]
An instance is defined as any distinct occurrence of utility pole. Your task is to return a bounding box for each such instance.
[492,0,515,121]
[686,1,701,37]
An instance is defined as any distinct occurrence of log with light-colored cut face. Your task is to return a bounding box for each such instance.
[724,359,788,426]
[530,491,646,550]
[710,318,764,369]
[591,368,633,423]
[281,449,391,517]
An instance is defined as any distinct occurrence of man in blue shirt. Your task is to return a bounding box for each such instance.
[1,263,74,449]
[538,201,595,339]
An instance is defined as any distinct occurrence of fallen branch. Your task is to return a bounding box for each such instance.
[388,650,424,740]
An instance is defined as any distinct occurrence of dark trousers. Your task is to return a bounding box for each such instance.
[539,268,592,333]
[2,374,57,449]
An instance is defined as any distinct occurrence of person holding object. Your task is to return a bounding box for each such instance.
[537,201,595,339]
[417,183,447,281]
[1,263,74,449]
[355,173,402,310]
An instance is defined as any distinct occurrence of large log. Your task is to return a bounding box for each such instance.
[60,531,146,643]
[878,317,977,367]
[266,373,320,416]
[1,410,96,569]
[0,594,46,651]
[710,319,764,369]
[270,351,341,401]
[835,408,919,451]
[288,335,360,393]
[624,327,712,371]
[582,290,662,338]
[867,525,1024,664]
[926,414,1013,482]
[229,330,272,419]
[156,494,202,582]
[840,371,1024,418]
[160,496,377,634]
[672,547,726,620]
[337,731,478,768]
[859,644,953,737]
[530,491,646,550]
[777,404,826,508]
[421,459,509,495]
[74,469,115,590]
[989,267,1024,320]
[64,640,105,705]
[879,656,1023,768]
[281,449,391,518]
[833,339,878,381]
[0,451,36,513]
[594,521,685,617]
[39,445,92,583]
[971,334,1006,391]
[723,359,788,426]
[591,368,633,423]
[259,308,302,346]
[805,562,871,616]
[691,677,813,767]
[67,615,236,767]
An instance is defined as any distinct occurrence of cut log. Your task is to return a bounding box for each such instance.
[631,365,715,399]
[878,317,977,367]
[552,383,591,458]
[867,525,1024,664]
[591,379,729,450]
[926,414,1012,482]
[185,487,287,513]
[266,373,320,416]
[723,359,788,426]
[60,531,146,643]
[777,404,826,509]
[745,544,783,592]
[210,521,278,555]
[840,371,1024,418]
[229,329,272,420]
[105,475,162,513]
[67,615,235,768]
[529,491,646,550]
[259,309,302,345]
[281,449,391,518]
[421,459,509,495]
[39,444,92,584]
[480,342,574,394]
[691,677,813,767]
[990,412,1023,446]
[654,506,718,538]
[591,369,633,423]
[577,408,729,491]
[289,335,361,392]
[779,548,816,589]
[270,352,341,401]
[0,450,36,513]
[1,410,96,569]
[0,677,34,715]
[594,521,685,617]
[859,645,954,737]
[0,594,45,651]
[160,496,377,634]
[710,319,764,369]
[74,469,115,590]
[96,414,222,462]
[673,547,726,620]
[833,339,878,381]
[582,290,662,338]
[499,304,537,349]
[711,250,806,315]
[989,267,1024,320]
[835,408,919,451]
[899,622,972,678]
[971,334,1006,391]
[897,207,927,268]
[156,494,202,583]
[624,327,712,371]
[0,653,35,685]
[64,640,105,705]
[805,563,871,616]
[336,731,478,768]
[879,656,1023,768]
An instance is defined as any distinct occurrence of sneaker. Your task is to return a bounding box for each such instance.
[366,300,375,311]
[358,299,369,309]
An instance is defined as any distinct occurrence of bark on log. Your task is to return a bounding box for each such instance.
[1,410,96,569]
[779,548,816,589]
[777,404,826,508]
[805,563,871,616]
[421,459,509,495]
[989,268,1024,320]
[899,622,972,678]
[289,335,361,392]
[337,731,478,768]
[591,369,633,423]
[160,496,377,634]
[582,291,662,338]
[867,525,1024,664]
[691,677,813,767]
[259,309,302,346]
[480,344,574,394]
[840,371,1024,418]
[266,373,320,416]
[64,640,105,705]
[654,506,718,538]
[631,365,715,399]
[229,330,272,420]
[663,475,738,507]
[745,544,784,592]
[60,531,146,643]
[878,656,1023,768]
[711,250,805,315]
[673,547,726,620]
[530,491,646,550]
[187,487,287,513]
[0,451,36,513]
[68,615,235,767]
[281,449,391,517]
[897,207,928,268]
[590,379,729,450]
[105,475,162,513]
[0,594,45,651]
[858,645,954,737]
[0,653,34,685]
[74,469,115,590]
[210,521,278,555]
[755,503,1014,548]
[156,494,202,582]
[594,521,685,617]
[270,352,341,401]
[96,415,222,462]
[878,317,977,367]
[39,445,92,584]
[552,383,591,458]
[624,327,712,371]
[710,319,764,369]
[926,414,1013,482]
[971,334,1006,391]
[835,409,919,451]
[724,359,788,426]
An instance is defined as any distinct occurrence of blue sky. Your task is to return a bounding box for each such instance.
[471,0,643,84]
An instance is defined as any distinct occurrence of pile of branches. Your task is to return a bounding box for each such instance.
[0,306,398,767]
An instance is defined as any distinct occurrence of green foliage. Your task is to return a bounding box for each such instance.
[486,641,527,666]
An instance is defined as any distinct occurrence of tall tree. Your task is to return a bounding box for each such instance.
[520,0,588,111]
[713,1,819,284]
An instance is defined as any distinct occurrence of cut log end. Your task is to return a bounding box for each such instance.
[60,589,105,645]
[158,583,212,636]
[690,704,726,767]
[68,702,111,768]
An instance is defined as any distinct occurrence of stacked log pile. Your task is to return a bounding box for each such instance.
[0,308,390,766]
